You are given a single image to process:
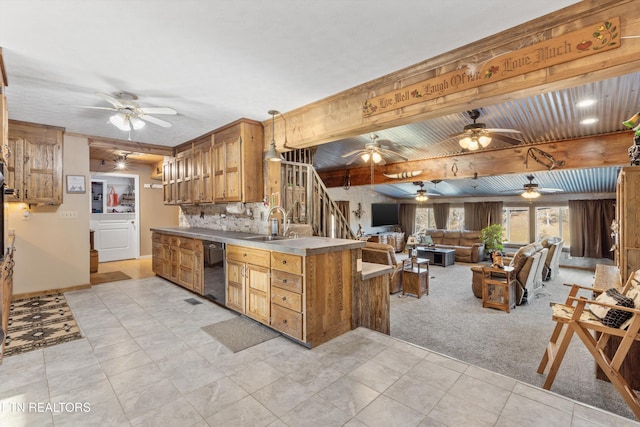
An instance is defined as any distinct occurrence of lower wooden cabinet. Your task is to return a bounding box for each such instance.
[152,232,203,294]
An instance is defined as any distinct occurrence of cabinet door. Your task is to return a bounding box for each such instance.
[152,241,165,275]
[162,158,177,205]
[193,139,213,203]
[175,150,193,204]
[178,248,195,291]
[5,137,23,202]
[213,142,225,201]
[223,137,241,201]
[226,259,245,313]
[245,264,270,324]
[193,241,204,295]
[23,137,63,205]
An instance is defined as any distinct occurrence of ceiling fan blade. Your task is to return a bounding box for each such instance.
[139,107,177,115]
[96,92,125,108]
[74,106,118,111]
[484,128,522,134]
[139,114,172,128]
[345,155,362,166]
[378,150,408,161]
[490,134,522,145]
[539,187,563,193]
[341,149,364,158]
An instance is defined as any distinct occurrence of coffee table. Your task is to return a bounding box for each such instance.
[416,247,455,267]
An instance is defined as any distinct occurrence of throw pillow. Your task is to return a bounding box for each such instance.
[421,235,434,246]
[589,288,635,328]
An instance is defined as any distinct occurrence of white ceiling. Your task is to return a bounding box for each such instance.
[0,0,580,147]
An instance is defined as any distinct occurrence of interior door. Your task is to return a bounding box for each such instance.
[93,215,137,262]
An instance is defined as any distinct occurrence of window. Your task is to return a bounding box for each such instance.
[503,207,530,244]
[536,206,570,243]
[415,207,435,232]
[448,207,464,230]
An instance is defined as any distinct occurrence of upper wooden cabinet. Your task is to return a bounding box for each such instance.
[162,157,177,205]
[192,136,213,204]
[213,119,263,203]
[7,121,64,205]
[175,149,193,204]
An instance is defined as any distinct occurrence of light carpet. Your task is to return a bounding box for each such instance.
[4,293,82,357]
[90,271,132,285]
[201,315,280,352]
[390,262,636,420]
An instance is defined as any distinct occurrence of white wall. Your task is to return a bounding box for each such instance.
[9,134,90,295]
[326,186,397,235]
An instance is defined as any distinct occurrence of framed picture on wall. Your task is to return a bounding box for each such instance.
[66,175,86,194]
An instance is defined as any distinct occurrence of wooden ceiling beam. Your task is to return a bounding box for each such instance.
[87,137,174,157]
[263,1,640,151]
[318,132,632,187]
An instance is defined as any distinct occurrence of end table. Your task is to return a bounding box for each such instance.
[402,258,429,298]
[481,265,516,313]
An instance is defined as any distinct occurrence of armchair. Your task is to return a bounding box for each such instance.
[361,242,404,293]
[471,242,544,304]
[541,237,563,281]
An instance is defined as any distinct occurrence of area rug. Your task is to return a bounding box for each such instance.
[90,271,132,285]
[201,316,280,352]
[4,293,82,357]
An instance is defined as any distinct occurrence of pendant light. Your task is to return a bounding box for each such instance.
[265,110,282,162]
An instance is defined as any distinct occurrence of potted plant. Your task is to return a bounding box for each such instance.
[481,224,505,255]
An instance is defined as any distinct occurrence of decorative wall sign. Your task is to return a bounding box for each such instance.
[66,175,86,194]
[363,18,620,117]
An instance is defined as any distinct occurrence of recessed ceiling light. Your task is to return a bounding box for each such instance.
[576,99,596,108]
[580,117,599,125]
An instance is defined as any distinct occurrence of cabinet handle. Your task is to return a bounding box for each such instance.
[282,319,287,324]
[282,296,287,301]
[243,253,247,257]
[282,260,287,265]
[282,279,288,284]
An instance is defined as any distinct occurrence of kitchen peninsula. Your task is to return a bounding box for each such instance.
[151,227,365,348]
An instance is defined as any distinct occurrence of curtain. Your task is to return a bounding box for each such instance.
[569,199,615,259]
[399,204,417,235]
[433,203,450,229]
[335,200,350,223]
[463,202,503,231]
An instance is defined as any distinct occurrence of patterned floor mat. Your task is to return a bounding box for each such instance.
[3,293,82,357]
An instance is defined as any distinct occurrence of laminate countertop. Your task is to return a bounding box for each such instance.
[150,227,365,256]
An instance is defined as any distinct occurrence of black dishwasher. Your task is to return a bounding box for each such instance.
[203,241,226,307]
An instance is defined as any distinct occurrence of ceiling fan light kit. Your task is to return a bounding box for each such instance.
[521,189,541,199]
[265,110,282,162]
[452,109,521,151]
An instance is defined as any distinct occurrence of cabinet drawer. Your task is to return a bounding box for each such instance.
[161,234,172,245]
[271,286,302,312]
[152,233,162,243]
[270,304,303,340]
[271,252,302,274]
[227,245,270,267]
[178,238,195,250]
[271,269,302,293]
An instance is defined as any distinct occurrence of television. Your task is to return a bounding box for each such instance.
[371,203,399,227]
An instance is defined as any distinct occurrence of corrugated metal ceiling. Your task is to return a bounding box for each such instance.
[313,72,639,198]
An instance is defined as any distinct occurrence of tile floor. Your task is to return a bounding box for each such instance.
[1,276,639,426]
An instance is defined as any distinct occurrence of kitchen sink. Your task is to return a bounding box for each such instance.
[244,235,290,241]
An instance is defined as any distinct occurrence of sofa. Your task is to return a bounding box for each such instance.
[361,242,404,293]
[419,229,485,263]
[471,242,546,305]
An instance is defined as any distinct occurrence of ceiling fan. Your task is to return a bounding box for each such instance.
[341,134,408,165]
[504,174,563,199]
[78,92,177,133]
[449,109,521,151]
[407,181,440,202]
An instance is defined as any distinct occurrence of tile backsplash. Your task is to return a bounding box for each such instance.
[179,202,272,234]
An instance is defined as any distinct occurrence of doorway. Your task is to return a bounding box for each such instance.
[90,172,140,262]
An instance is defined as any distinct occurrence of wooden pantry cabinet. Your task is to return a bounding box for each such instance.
[152,233,203,294]
[6,121,64,205]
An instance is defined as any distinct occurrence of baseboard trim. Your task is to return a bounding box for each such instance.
[13,284,92,301]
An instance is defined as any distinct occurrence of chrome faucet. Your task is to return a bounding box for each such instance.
[266,206,289,236]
